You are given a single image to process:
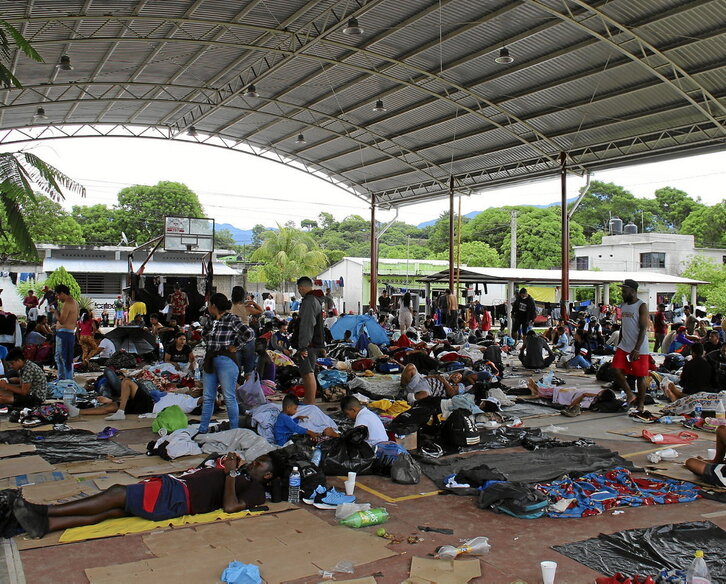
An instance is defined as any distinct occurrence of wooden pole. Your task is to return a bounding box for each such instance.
[370,192,377,313]
[448,176,454,293]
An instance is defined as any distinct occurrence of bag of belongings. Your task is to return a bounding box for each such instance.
[477,481,549,519]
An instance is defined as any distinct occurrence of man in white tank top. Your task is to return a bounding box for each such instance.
[611,279,650,411]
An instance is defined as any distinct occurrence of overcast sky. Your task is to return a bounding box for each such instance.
[4,136,725,230]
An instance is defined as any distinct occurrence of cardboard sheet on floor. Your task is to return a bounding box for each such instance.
[21,477,91,503]
[324,579,377,584]
[93,472,140,490]
[60,501,296,543]
[403,557,481,584]
[0,443,36,457]
[70,416,154,432]
[125,456,206,478]
[0,455,54,479]
[0,470,69,489]
[56,455,168,474]
[85,508,396,584]
[648,464,726,492]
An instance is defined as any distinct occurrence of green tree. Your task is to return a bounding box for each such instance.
[0,22,85,258]
[317,212,338,230]
[45,266,81,300]
[427,211,469,253]
[71,204,126,245]
[501,207,586,268]
[300,219,318,231]
[677,255,726,312]
[249,225,329,290]
[679,201,726,247]
[379,244,431,259]
[115,181,204,243]
[251,224,267,248]
[462,207,513,254]
[214,228,237,250]
[653,187,704,231]
[456,241,501,267]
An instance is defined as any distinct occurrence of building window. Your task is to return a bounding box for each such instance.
[70,273,119,295]
[575,256,589,270]
[640,252,665,269]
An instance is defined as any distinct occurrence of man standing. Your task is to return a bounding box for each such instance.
[511,288,537,340]
[684,305,698,335]
[653,303,668,352]
[38,286,57,325]
[295,276,324,405]
[446,289,458,329]
[51,284,79,381]
[113,295,125,326]
[611,279,650,412]
[169,283,189,326]
[378,290,391,316]
[23,289,39,319]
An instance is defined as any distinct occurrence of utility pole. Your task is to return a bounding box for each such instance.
[507,210,517,336]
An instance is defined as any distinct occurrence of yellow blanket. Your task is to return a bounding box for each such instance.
[368,399,410,416]
[59,507,272,543]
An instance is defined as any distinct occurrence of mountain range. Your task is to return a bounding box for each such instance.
[218,198,579,244]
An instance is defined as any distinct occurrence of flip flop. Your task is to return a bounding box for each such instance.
[97,426,119,439]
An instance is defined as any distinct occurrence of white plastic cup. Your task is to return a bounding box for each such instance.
[347,472,357,482]
[344,480,355,496]
[708,448,717,460]
[540,560,557,584]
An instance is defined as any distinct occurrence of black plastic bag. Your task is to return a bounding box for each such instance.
[391,453,421,484]
[320,426,377,476]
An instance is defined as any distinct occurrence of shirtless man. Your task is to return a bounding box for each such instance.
[51,284,79,381]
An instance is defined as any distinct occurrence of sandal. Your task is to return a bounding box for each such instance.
[97,426,119,439]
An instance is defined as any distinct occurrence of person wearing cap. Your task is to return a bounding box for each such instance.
[611,279,650,411]
[511,288,537,341]
[667,325,699,354]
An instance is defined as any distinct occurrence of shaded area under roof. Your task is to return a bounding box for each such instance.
[0,0,723,208]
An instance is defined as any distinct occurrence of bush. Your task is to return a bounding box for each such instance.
[45,267,81,299]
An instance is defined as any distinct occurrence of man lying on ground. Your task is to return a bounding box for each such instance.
[400,363,460,402]
[81,368,154,421]
[12,453,277,539]
[685,426,726,488]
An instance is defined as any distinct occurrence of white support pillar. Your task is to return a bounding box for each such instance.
[507,281,514,335]
[603,283,610,306]
[691,284,698,310]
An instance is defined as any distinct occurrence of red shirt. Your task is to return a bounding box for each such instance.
[23,295,39,309]
[654,310,668,335]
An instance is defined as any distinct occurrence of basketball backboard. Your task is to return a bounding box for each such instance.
[164,216,215,252]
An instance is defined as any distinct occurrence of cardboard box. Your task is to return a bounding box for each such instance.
[396,433,417,451]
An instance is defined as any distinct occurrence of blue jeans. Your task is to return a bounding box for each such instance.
[56,330,75,380]
[569,355,592,369]
[199,355,240,433]
[241,339,257,376]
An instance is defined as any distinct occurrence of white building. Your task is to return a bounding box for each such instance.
[573,233,724,306]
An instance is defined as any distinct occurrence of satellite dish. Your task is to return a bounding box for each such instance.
[120,232,129,245]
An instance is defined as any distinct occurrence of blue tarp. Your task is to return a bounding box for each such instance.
[330,314,389,346]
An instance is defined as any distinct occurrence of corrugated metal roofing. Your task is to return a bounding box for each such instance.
[43,257,239,276]
[1,0,724,207]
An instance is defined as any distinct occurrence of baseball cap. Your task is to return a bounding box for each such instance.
[677,326,686,333]
[618,279,639,290]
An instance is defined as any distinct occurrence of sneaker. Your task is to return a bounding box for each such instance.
[629,410,657,424]
[302,484,327,505]
[560,405,581,417]
[312,487,356,510]
[105,410,126,421]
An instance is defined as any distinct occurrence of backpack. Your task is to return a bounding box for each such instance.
[34,342,53,364]
[477,481,549,519]
[440,361,465,372]
[441,408,480,447]
[277,365,302,390]
[388,404,437,435]
[595,362,615,382]
[375,361,402,374]
[482,345,504,373]
[151,405,188,434]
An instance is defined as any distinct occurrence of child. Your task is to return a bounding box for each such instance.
[273,395,320,446]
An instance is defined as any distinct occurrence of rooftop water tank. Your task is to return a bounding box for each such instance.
[609,216,623,235]
[623,222,638,234]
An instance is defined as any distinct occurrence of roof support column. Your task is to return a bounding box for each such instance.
[560,152,570,322]
[448,176,455,293]
[603,283,610,306]
[370,192,378,313]
[691,284,698,311]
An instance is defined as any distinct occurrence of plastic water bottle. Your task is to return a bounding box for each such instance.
[543,370,554,387]
[435,536,491,559]
[659,416,672,424]
[310,447,322,467]
[694,403,703,420]
[339,508,389,528]
[194,367,201,382]
[686,550,711,584]
[715,398,725,420]
[62,383,75,407]
[158,342,164,362]
[288,466,301,504]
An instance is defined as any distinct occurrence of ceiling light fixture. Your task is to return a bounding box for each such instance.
[188,126,198,137]
[494,47,514,64]
[342,17,363,35]
[244,84,259,98]
[32,107,48,122]
[56,55,73,70]
[372,99,386,112]
[295,133,306,144]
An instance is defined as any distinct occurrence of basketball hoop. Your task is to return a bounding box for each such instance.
[164,216,214,253]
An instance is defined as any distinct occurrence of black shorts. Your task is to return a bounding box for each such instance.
[126,382,154,415]
[703,463,726,488]
[12,394,41,408]
[296,348,320,376]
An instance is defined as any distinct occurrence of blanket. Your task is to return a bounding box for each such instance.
[250,403,338,444]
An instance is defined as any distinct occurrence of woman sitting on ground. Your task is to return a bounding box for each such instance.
[566,329,593,370]
[165,331,196,374]
[519,329,555,369]
[663,343,716,401]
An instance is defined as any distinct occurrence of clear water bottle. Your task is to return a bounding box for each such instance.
[288,466,301,504]
[715,398,725,420]
[194,367,201,381]
[686,550,711,584]
[310,447,322,467]
[694,403,703,420]
[158,342,164,362]
[435,536,491,559]
[62,383,75,407]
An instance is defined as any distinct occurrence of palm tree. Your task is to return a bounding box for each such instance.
[0,19,86,257]
[249,225,329,291]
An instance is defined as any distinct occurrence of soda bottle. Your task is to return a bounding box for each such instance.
[686,550,711,584]
[694,403,703,420]
[339,508,389,528]
[435,536,491,559]
[288,466,301,504]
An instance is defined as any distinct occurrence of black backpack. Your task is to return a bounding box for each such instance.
[388,403,437,435]
[477,481,549,519]
[596,362,615,382]
[441,408,480,447]
[482,345,504,373]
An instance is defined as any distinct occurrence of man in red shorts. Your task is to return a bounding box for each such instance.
[10,453,277,539]
[611,279,650,412]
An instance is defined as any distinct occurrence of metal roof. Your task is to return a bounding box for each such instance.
[42,257,239,276]
[1,0,725,208]
[420,267,708,285]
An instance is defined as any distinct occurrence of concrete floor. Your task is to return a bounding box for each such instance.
[10,362,726,584]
